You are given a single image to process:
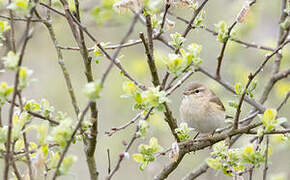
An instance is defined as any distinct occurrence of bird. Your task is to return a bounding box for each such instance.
[179,82,227,134]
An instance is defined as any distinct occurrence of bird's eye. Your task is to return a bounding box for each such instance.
[194,89,200,94]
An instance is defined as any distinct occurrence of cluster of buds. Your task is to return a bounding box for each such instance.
[113,0,143,14]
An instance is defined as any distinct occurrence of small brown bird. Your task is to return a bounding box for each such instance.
[179,82,226,134]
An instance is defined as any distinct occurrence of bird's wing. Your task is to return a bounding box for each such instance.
[209,96,225,111]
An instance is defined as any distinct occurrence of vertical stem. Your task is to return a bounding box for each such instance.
[4,11,33,180]
[262,136,269,180]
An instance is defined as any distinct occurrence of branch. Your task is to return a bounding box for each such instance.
[197,67,266,112]
[41,16,80,117]
[182,0,209,37]
[273,68,290,81]
[262,136,269,180]
[246,129,290,135]
[101,13,139,86]
[0,15,43,22]
[4,9,34,179]
[233,39,290,129]
[182,163,209,180]
[139,32,160,86]
[106,128,139,180]
[216,21,237,78]
[277,91,290,111]
[180,122,262,154]
[55,0,146,90]
[158,0,171,35]
[168,11,275,52]
[52,102,91,180]
[258,0,289,105]
[39,2,66,17]
[154,152,185,180]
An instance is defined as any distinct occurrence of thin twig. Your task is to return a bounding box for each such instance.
[107,149,111,174]
[158,0,170,35]
[262,136,269,180]
[101,13,139,86]
[0,15,43,22]
[140,32,160,86]
[39,2,66,17]
[52,102,91,180]
[277,91,290,111]
[42,17,80,117]
[182,0,209,37]
[182,162,209,180]
[216,21,237,78]
[168,11,275,52]
[233,39,290,130]
[106,128,139,180]
[154,152,186,180]
[4,10,34,180]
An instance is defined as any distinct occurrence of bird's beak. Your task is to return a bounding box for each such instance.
[183,91,191,96]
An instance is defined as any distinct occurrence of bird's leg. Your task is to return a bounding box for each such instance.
[193,132,200,140]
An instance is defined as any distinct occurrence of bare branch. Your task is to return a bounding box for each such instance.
[182,163,209,180]
[277,91,290,111]
[168,11,275,52]
[101,13,139,86]
[262,136,269,180]
[4,9,34,179]
[233,39,290,130]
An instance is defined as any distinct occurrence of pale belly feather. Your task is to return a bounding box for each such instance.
[180,97,226,133]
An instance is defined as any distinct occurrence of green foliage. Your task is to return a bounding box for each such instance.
[169,32,185,50]
[234,81,257,98]
[60,155,77,175]
[241,144,267,167]
[122,82,168,111]
[175,123,193,141]
[121,81,137,97]
[18,67,34,89]
[0,20,10,33]
[142,86,168,106]
[7,0,34,11]
[181,43,203,67]
[24,99,40,112]
[12,112,31,141]
[136,120,149,137]
[215,21,229,43]
[132,137,163,170]
[49,118,73,148]
[193,10,205,27]
[228,101,238,109]
[165,54,184,75]
[67,0,75,12]
[207,141,268,177]
[280,17,290,30]
[48,151,60,169]
[90,0,129,25]
[2,51,19,70]
[93,42,109,62]
[0,82,13,106]
[40,98,55,118]
[259,109,287,132]
[37,122,49,145]
[163,43,203,75]
[0,20,10,42]
[83,80,102,101]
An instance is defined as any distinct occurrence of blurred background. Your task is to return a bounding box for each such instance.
[0,0,290,179]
